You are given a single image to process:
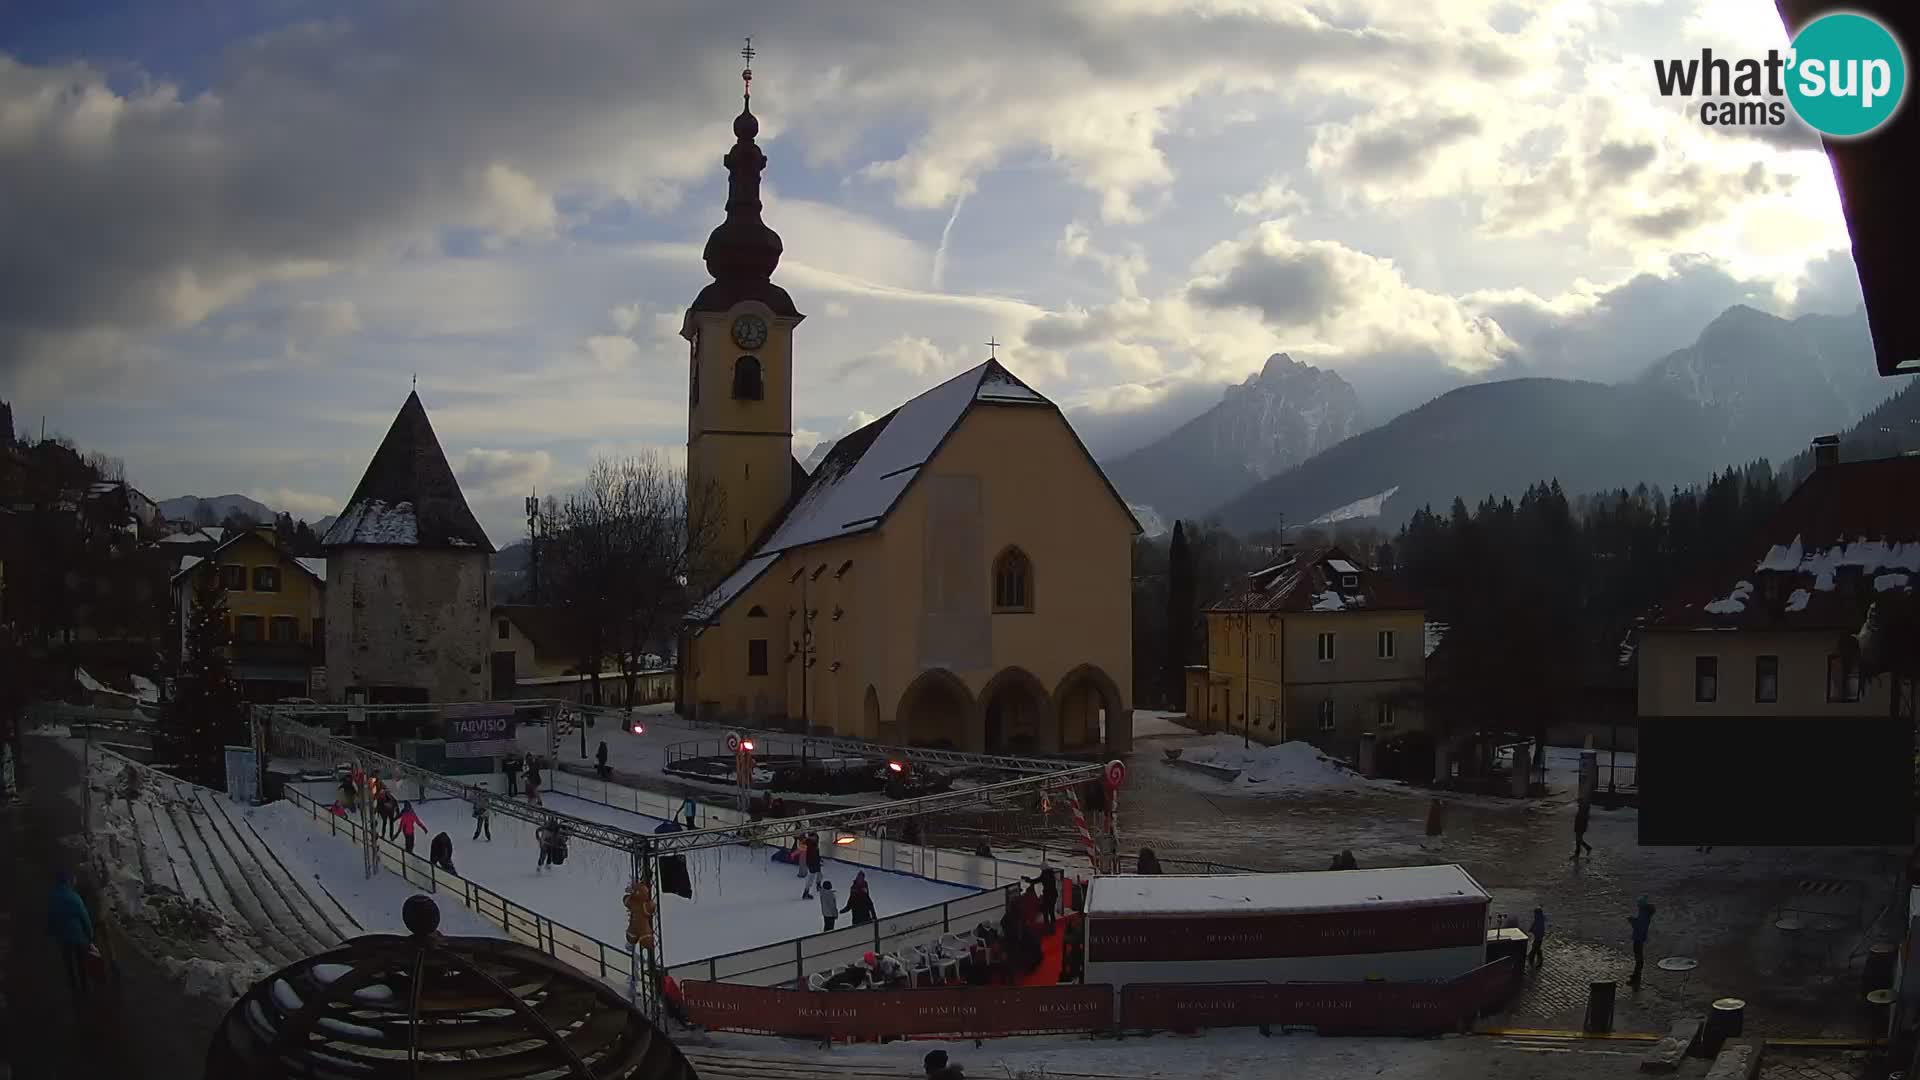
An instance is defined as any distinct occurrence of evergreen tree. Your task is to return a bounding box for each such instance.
[1165,521,1194,708]
[164,570,248,785]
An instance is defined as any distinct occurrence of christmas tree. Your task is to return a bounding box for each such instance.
[164,569,248,786]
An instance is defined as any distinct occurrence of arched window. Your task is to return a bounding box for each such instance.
[746,605,767,618]
[732,356,764,400]
[992,547,1033,612]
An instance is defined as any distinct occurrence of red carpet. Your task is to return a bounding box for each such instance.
[1013,918,1069,986]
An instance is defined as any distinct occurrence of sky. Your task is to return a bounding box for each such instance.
[0,0,1869,547]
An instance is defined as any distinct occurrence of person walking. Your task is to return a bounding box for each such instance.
[377,787,400,839]
[397,801,426,853]
[818,880,838,931]
[470,786,491,841]
[525,762,543,807]
[536,818,566,871]
[924,1049,966,1080]
[802,832,823,898]
[595,740,610,781]
[1627,896,1656,985]
[503,753,521,797]
[1573,800,1594,859]
[1528,906,1546,968]
[1136,847,1163,874]
[48,869,95,1003]
[843,872,876,925]
[429,831,457,875]
[681,797,698,830]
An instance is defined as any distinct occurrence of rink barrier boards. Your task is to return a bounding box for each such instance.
[282,780,1057,994]
[681,957,1516,1039]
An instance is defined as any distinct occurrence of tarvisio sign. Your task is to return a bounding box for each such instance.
[442,704,517,758]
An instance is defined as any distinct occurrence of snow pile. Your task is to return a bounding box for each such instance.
[1877,572,1911,592]
[1786,588,1812,612]
[76,666,108,693]
[975,365,1044,402]
[1180,738,1370,792]
[1310,591,1345,611]
[1704,580,1754,614]
[131,674,160,703]
[161,955,275,1004]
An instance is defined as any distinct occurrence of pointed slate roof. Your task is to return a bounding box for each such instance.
[324,392,495,552]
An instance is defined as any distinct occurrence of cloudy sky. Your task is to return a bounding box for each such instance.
[0,0,1864,546]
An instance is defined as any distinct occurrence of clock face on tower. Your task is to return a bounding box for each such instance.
[731,314,769,350]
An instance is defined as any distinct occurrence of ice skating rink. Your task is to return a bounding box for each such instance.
[293,783,980,965]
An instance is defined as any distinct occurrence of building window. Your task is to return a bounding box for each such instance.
[1755,655,1779,704]
[1828,654,1862,703]
[747,638,768,677]
[993,547,1033,612]
[1268,632,1276,658]
[1267,699,1278,729]
[252,565,280,592]
[1254,636,1262,660]
[1318,699,1336,731]
[1694,656,1718,702]
[732,356,764,400]
[835,560,853,578]
[1317,632,1335,663]
[1377,701,1395,728]
[1377,629,1396,660]
[1341,574,1358,588]
[235,615,263,643]
[220,564,247,591]
[269,616,299,644]
[497,619,510,640]
[746,605,767,618]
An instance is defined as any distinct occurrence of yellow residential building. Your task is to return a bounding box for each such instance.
[1188,545,1427,760]
[172,527,327,701]
[677,82,1138,755]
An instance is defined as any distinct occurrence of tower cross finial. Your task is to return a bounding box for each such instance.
[741,37,755,102]
[985,337,1001,359]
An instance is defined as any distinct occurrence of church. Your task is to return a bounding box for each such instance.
[677,61,1138,756]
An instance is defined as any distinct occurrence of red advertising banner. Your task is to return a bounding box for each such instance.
[681,982,1114,1039]
[1088,901,1487,963]
[1119,959,1516,1034]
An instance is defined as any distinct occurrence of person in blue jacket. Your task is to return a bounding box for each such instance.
[47,869,95,998]
[1627,896,1656,985]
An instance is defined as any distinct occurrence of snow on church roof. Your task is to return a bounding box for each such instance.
[757,359,1048,555]
[687,552,779,623]
[1089,864,1489,918]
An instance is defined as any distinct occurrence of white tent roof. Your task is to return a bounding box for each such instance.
[1088,865,1488,917]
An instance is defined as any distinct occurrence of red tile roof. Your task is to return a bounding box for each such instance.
[1655,455,1920,631]
[1205,545,1422,614]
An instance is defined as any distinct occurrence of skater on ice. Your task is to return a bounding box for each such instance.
[429,831,456,874]
[801,833,823,897]
[842,871,876,925]
[817,879,837,930]
[536,817,568,870]
[470,786,491,840]
[376,784,400,839]
[503,752,521,796]
[595,740,610,781]
[396,801,426,853]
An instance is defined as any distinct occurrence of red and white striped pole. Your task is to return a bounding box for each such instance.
[1103,760,1127,874]
[1067,788,1100,873]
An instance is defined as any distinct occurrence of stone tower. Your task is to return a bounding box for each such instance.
[322,391,495,704]
[681,51,805,589]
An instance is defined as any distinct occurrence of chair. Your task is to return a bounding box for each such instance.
[806,972,830,992]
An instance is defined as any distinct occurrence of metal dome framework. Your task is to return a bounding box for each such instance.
[206,898,697,1080]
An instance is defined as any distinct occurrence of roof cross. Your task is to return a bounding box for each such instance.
[985,337,1001,359]
[741,37,754,99]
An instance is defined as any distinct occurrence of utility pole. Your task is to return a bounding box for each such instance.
[790,576,816,732]
[525,493,542,604]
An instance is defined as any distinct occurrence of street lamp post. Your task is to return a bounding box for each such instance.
[788,575,816,733]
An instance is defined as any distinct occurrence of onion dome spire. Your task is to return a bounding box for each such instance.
[703,37,782,284]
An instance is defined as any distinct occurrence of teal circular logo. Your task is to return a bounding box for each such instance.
[1786,13,1907,138]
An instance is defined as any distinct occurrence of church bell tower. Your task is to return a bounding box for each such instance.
[683,39,804,585]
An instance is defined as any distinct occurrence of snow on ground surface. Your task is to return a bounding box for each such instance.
[1310,485,1401,525]
[130,674,160,702]
[244,800,504,939]
[292,783,978,965]
[1172,737,1382,794]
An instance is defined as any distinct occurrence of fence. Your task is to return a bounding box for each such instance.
[682,959,1517,1040]
[281,785,643,993]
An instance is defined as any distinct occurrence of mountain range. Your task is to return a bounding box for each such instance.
[1102,353,1363,524]
[1105,305,1905,534]
[157,493,334,534]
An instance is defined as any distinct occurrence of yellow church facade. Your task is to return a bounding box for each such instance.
[676,72,1137,756]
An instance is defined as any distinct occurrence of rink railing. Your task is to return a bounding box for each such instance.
[282,771,1099,991]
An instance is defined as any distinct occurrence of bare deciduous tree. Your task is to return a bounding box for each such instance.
[544,454,725,713]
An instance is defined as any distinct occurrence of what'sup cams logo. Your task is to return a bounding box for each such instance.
[1654,12,1908,138]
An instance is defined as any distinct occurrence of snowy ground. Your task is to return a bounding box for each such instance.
[243,799,505,939]
[291,782,980,965]
[1168,735,1395,795]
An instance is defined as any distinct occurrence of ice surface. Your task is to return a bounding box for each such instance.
[1088,864,1488,917]
[288,784,977,965]
[245,800,505,939]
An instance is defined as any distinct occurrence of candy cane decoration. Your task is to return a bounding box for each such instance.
[1067,788,1101,875]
